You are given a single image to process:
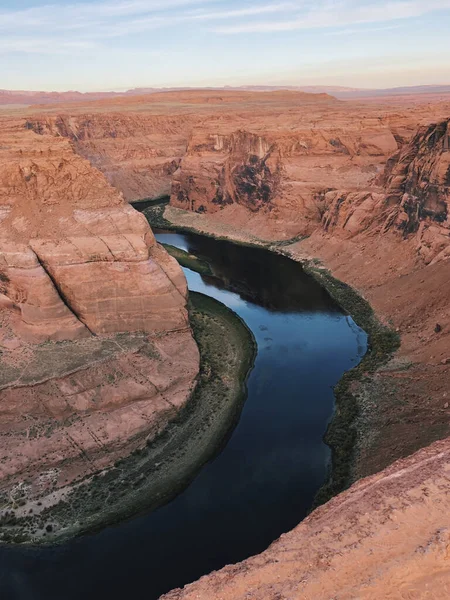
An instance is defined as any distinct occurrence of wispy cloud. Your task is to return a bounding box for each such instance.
[0,0,216,27]
[0,38,98,54]
[0,0,298,51]
[0,0,221,35]
[212,0,450,33]
[326,23,404,35]
[0,0,449,56]
[186,3,296,20]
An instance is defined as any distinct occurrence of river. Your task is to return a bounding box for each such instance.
[0,230,367,600]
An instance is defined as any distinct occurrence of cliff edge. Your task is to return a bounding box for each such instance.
[0,116,199,542]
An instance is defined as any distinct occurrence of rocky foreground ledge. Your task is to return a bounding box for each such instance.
[0,121,201,542]
[0,291,254,543]
[163,437,450,600]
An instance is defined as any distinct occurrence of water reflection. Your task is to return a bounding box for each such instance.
[0,230,367,600]
[156,231,340,313]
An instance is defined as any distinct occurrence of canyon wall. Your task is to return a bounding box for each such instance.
[0,115,199,537]
[1,91,449,589]
[170,113,449,269]
[23,113,198,202]
[163,436,450,600]
[170,117,402,239]
[161,108,449,483]
[0,117,191,339]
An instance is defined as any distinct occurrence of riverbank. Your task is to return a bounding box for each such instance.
[0,292,255,545]
[144,203,401,504]
[161,242,213,275]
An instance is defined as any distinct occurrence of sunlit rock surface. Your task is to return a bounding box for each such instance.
[0,115,199,519]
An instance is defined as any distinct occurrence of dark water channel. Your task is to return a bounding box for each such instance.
[0,231,367,600]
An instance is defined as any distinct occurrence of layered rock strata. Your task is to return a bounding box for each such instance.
[23,113,197,202]
[170,116,450,268]
[0,116,199,538]
[163,438,450,600]
[1,90,449,592]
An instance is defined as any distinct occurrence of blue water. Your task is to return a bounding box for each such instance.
[0,231,367,600]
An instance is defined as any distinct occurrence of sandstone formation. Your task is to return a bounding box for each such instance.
[169,103,449,265]
[163,437,450,600]
[1,89,449,592]
[381,120,450,263]
[20,114,195,204]
[158,109,449,484]
[169,114,401,239]
[0,117,190,339]
[0,113,199,539]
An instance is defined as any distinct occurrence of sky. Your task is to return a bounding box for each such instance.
[1,0,450,91]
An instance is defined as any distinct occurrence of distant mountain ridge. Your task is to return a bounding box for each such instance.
[1,84,450,105]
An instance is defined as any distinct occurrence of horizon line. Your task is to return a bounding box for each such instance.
[2,82,450,95]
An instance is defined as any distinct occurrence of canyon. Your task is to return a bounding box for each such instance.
[0,89,449,595]
[0,113,199,540]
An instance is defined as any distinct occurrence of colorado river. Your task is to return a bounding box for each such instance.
[0,230,367,600]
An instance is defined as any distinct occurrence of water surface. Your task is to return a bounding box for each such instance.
[0,231,366,600]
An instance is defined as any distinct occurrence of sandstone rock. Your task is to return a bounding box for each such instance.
[162,102,449,265]
[163,438,450,600]
[1,90,450,591]
[0,329,198,494]
[25,113,196,202]
[170,123,399,239]
[0,111,199,522]
[0,119,189,340]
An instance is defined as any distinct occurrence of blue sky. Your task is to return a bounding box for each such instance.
[1,0,450,91]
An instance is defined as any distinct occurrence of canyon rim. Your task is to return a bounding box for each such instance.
[0,82,449,598]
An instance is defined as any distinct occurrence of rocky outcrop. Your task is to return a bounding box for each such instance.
[0,210,188,341]
[0,118,189,340]
[24,113,197,202]
[172,131,283,214]
[0,115,199,536]
[0,239,89,342]
[0,329,196,494]
[380,120,450,263]
[169,119,403,239]
[171,116,450,265]
[27,209,187,335]
[163,437,450,600]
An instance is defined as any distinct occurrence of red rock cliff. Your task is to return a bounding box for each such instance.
[0,115,199,536]
[0,117,189,340]
[171,117,450,266]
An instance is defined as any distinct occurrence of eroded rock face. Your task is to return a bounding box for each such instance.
[171,115,450,265]
[0,119,189,340]
[170,122,400,239]
[24,113,196,202]
[0,115,199,535]
[172,131,283,214]
[0,330,197,492]
[380,120,450,263]
[163,438,450,600]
